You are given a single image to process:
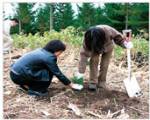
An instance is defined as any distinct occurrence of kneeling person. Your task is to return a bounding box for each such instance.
[10,40,82,96]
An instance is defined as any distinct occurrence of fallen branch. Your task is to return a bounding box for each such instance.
[111,81,122,83]
[50,89,72,102]
[68,103,81,116]
[107,109,121,118]
[126,106,149,115]
[113,98,118,106]
[107,108,130,119]
[86,111,102,118]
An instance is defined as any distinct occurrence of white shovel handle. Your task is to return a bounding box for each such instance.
[127,49,131,80]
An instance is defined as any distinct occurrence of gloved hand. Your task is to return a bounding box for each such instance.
[69,83,83,90]
[123,41,133,49]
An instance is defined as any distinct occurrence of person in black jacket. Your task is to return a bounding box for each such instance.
[10,40,82,96]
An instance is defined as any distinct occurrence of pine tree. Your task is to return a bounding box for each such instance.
[15,3,34,34]
[103,3,126,31]
[76,3,97,30]
[34,4,50,34]
[53,3,74,31]
[128,3,149,33]
[94,6,107,25]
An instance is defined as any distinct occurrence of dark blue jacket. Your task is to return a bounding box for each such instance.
[11,48,71,85]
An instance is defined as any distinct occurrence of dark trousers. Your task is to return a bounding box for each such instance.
[10,71,52,92]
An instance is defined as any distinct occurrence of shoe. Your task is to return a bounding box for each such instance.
[97,82,108,90]
[18,85,28,93]
[88,83,97,91]
[28,89,48,97]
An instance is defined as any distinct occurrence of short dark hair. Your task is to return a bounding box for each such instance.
[43,40,66,53]
[84,27,106,54]
[11,18,19,24]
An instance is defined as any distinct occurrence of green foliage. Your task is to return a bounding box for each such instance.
[103,3,149,33]
[31,3,75,33]
[10,3,148,35]
[132,36,149,55]
[53,3,74,31]
[128,3,149,33]
[34,4,50,34]
[15,3,34,34]
[114,36,149,59]
[114,45,124,60]
[76,3,97,30]
[104,3,127,31]
[13,27,148,60]
[12,26,83,49]
[72,76,83,85]
[94,7,108,25]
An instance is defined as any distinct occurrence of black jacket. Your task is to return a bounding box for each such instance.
[11,48,71,85]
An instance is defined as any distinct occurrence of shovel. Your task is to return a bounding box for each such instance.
[123,30,142,98]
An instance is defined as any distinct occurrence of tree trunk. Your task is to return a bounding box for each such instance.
[125,3,129,29]
[50,4,53,31]
[19,20,22,34]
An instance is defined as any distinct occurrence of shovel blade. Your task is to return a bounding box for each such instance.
[123,76,142,98]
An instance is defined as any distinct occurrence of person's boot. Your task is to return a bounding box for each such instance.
[88,82,97,91]
[28,89,48,97]
[18,85,29,93]
[97,81,109,90]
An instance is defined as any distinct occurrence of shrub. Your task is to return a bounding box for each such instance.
[12,26,148,60]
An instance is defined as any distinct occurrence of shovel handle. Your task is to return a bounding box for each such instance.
[123,29,132,80]
[127,49,131,80]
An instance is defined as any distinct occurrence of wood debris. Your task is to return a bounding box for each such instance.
[68,103,81,116]
[86,111,102,118]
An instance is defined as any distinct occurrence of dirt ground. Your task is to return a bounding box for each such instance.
[3,46,149,119]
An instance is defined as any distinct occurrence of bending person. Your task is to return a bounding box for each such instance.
[74,25,133,91]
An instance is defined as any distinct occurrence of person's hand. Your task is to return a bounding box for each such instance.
[69,83,83,90]
[123,41,133,49]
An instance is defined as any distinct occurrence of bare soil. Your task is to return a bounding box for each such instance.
[3,46,149,119]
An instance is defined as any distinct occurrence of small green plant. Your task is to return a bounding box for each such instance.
[72,76,84,85]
